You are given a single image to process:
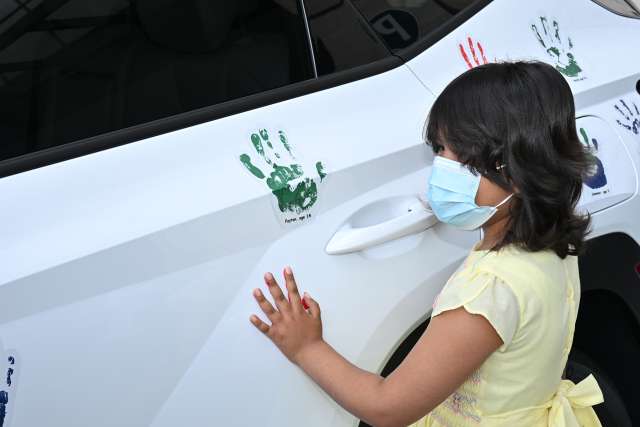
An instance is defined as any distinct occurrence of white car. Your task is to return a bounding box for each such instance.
[1,0,639,426]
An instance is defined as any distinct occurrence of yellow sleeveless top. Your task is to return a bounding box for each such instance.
[408,244,604,427]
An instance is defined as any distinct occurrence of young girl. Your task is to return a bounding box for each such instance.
[249,60,605,426]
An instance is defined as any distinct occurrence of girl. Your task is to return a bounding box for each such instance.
[249,60,605,426]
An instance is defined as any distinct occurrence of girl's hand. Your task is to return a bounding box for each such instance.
[250,266,323,365]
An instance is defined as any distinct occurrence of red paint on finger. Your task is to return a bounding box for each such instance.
[302,297,310,310]
[478,41,488,64]
[459,43,472,69]
[468,37,479,66]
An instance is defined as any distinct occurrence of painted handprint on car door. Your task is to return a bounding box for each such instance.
[0,341,17,427]
[579,127,609,197]
[531,16,585,81]
[239,128,326,226]
[614,98,640,135]
[459,36,489,69]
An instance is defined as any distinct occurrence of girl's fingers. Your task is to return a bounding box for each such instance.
[253,287,280,323]
[283,266,303,313]
[264,272,290,313]
[249,314,271,335]
[304,292,321,320]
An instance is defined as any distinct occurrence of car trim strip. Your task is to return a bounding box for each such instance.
[299,0,318,78]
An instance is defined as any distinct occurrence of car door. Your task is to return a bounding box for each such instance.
[0,1,481,427]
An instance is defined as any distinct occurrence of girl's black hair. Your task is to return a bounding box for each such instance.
[424,60,593,258]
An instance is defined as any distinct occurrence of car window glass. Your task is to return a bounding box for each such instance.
[591,0,640,17]
[0,0,314,162]
[304,0,391,76]
[350,0,476,52]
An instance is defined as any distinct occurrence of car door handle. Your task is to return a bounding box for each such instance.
[325,196,438,255]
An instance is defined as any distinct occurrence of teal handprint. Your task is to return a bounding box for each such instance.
[239,129,326,215]
[531,16,583,79]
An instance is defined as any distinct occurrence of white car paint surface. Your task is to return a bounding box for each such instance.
[0,0,639,426]
[0,52,478,426]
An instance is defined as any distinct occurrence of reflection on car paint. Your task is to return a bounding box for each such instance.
[531,16,585,81]
[370,9,419,50]
[239,128,327,226]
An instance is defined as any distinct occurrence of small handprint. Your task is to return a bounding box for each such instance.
[614,98,640,135]
[0,352,16,427]
[531,16,584,80]
[459,36,488,69]
[0,390,6,427]
[239,129,326,219]
[5,357,12,388]
[579,127,608,190]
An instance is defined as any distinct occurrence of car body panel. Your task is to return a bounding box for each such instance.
[1,1,640,426]
[0,62,478,426]
[405,0,640,97]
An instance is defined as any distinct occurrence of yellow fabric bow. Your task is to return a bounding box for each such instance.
[548,374,604,427]
[406,374,605,427]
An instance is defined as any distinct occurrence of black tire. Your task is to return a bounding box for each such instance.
[565,349,632,427]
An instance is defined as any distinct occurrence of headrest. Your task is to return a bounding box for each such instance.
[135,0,239,53]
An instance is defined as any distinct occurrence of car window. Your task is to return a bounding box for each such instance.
[350,0,477,52]
[0,0,314,162]
[590,0,640,17]
[304,0,391,76]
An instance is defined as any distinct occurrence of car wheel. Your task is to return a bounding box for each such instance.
[565,349,632,427]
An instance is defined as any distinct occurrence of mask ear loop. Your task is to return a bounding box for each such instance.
[495,193,514,209]
[494,163,514,210]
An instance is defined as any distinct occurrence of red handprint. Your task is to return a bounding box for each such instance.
[459,36,488,69]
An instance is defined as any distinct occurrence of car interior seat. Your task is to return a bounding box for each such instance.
[0,0,307,160]
[122,0,291,127]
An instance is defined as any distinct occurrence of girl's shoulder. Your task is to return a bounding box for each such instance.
[432,244,578,350]
[446,243,577,307]
[433,254,521,351]
[465,243,574,283]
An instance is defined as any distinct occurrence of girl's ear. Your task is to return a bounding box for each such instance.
[494,162,519,193]
[506,177,519,194]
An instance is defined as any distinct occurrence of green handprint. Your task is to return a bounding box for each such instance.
[239,129,326,215]
[531,16,583,79]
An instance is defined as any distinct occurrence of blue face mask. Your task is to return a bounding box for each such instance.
[426,156,513,230]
